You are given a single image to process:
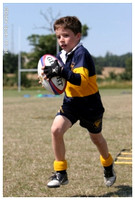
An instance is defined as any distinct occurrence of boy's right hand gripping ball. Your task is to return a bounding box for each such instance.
[38,54,66,95]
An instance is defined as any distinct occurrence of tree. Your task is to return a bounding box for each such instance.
[125,57,132,74]
[26,34,57,69]
[95,65,103,75]
[3,52,18,73]
[81,24,89,39]
[120,57,132,80]
[125,57,132,80]
[34,8,61,33]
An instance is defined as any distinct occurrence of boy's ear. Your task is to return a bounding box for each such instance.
[76,32,81,40]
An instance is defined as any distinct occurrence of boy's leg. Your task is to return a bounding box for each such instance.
[47,115,72,188]
[89,132,116,187]
[89,132,109,159]
[51,115,72,161]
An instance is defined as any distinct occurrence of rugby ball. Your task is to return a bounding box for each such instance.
[38,54,66,95]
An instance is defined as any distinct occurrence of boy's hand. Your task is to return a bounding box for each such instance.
[44,60,62,79]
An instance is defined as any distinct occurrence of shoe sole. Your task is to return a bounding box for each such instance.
[61,180,69,185]
[47,184,60,188]
[104,176,116,187]
[47,180,69,188]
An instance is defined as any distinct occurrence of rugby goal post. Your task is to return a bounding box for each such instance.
[18,64,37,92]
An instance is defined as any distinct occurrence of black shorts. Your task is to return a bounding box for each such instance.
[56,103,104,134]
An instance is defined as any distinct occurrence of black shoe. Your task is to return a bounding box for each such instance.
[47,171,69,188]
[104,165,116,187]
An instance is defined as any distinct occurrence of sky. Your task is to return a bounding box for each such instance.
[3,2,132,57]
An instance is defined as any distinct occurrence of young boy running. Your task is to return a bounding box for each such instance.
[42,16,116,188]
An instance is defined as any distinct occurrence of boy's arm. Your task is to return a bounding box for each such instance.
[43,60,81,86]
[44,51,94,86]
[61,67,81,85]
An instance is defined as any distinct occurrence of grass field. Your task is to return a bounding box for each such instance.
[3,88,132,197]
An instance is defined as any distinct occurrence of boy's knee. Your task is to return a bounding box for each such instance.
[51,124,62,138]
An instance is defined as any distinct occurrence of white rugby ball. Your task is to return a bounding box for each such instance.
[38,54,66,95]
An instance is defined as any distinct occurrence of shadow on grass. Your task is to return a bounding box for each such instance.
[72,185,132,197]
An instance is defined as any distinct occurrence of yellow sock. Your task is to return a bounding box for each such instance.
[100,153,113,167]
[54,160,67,171]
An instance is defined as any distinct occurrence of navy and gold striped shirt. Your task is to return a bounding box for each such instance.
[57,44,104,112]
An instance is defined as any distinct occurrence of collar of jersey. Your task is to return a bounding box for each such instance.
[60,42,82,64]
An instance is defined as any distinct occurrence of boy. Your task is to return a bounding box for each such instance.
[41,16,116,188]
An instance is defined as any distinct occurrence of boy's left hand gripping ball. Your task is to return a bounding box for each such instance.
[37,54,66,95]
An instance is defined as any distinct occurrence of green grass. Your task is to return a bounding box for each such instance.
[3,88,132,197]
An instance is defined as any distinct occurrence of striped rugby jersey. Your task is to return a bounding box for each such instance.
[57,44,99,98]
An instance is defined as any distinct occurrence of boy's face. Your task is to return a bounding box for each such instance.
[55,27,81,53]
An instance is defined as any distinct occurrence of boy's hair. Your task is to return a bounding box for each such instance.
[54,16,82,35]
